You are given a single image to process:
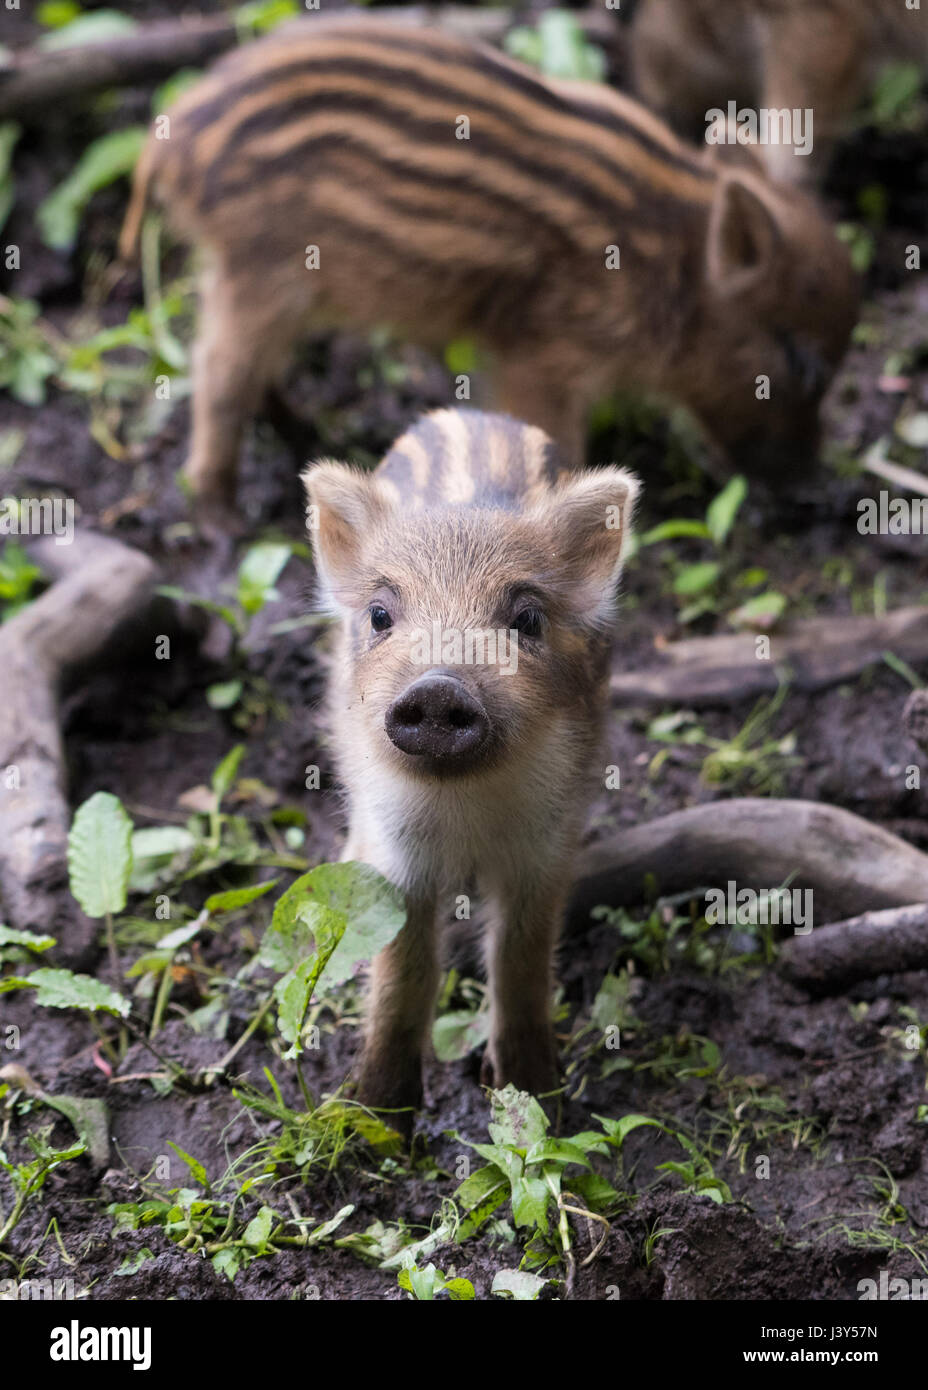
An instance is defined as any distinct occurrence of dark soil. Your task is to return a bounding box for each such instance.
[1,1,927,1302]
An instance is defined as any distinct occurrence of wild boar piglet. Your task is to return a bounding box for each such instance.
[304,407,639,1121]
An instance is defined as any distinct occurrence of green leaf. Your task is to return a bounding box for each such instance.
[37,1,83,27]
[68,791,133,918]
[638,519,711,546]
[511,1174,550,1230]
[128,825,196,894]
[168,1145,209,1189]
[492,1269,547,1300]
[234,0,300,38]
[487,1084,549,1149]
[212,1247,240,1282]
[37,127,146,250]
[156,921,203,951]
[0,968,129,1017]
[260,862,405,1055]
[673,561,720,596]
[594,1113,664,1148]
[0,924,55,953]
[236,542,292,616]
[206,680,243,711]
[242,1204,275,1250]
[205,880,278,914]
[211,744,246,801]
[727,591,787,631]
[305,1203,355,1246]
[38,10,137,49]
[40,1094,110,1168]
[871,62,923,124]
[432,1005,491,1062]
[706,475,748,545]
[451,1164,510,1241]
[444,1277,476,1301]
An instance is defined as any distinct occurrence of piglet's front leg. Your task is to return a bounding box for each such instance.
[481,875,564,1099]
[354,894,439,1132]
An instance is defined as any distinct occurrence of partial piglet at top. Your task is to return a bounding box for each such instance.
[122,17,859,508]
[632,0,927,185]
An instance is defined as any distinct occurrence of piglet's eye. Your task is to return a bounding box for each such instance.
[513,608,543,639]
[370,606,393,633]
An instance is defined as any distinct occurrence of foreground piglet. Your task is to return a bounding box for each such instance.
[304,408,638,1122]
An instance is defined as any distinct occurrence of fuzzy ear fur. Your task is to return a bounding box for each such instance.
[538,466,640,625]
[302,461,398,610]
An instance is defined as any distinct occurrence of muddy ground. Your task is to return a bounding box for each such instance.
[1,1,927,1301]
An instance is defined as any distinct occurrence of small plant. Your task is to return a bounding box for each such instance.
[505,10,606,82]
[396,1261,475,1301]
[0,1129,86,1245]
[0,542,43,619]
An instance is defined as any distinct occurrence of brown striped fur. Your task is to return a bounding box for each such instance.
[122,16,858,507]
[303,408,638,1120]
[632,0,927,185]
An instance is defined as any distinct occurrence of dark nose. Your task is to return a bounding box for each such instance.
[385,672,490,764]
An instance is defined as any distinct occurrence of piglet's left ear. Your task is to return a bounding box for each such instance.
[546,466,640,625]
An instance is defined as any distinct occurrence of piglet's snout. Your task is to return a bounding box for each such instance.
[385,671,489,763]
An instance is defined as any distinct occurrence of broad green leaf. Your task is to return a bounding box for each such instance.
[432,1004,490,1062]
[487,1084,549,1149]
[41,1094,109,1168]
[37,127,146,250]
[0,968,129,1017]
[444,1278,476,1301]
[205,880,278,914]
[236,542,292,615]
[524,1138,591,1170]
[673,561,720,597]
[511,1174,550,1230]
[0,924,55,953]
[128,825,196,894]
[68,791,133,918]
[706,475,748,545]
[212,1247,240,1282]
[261,861,405,1049]
[569,1171,621,1212]
[242,1204,275,1250]
[492,1269,547,1300]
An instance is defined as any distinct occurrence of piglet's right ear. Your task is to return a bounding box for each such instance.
[302,461,396,608]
